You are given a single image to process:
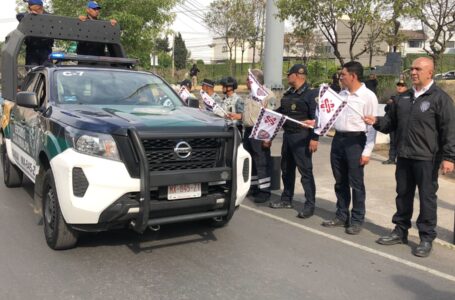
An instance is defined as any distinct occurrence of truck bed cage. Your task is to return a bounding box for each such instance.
[1,14,126,101]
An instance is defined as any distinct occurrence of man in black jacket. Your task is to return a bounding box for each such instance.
[269,64,319,219]
[364,57,455,257]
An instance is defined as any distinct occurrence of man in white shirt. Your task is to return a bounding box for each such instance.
[322,61,378,235]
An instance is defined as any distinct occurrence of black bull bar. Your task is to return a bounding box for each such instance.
[127,128,239,232]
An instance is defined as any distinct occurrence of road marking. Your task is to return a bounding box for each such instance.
[241,204,455,283]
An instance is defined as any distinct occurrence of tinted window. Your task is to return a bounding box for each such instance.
[53,70,182,108]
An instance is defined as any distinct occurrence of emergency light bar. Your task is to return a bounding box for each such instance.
[49,53,138,66]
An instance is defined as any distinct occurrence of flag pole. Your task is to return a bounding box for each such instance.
[346,103,364,118]
[264,108,314,128]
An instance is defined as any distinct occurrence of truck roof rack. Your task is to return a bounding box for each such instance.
[1,14,126,101]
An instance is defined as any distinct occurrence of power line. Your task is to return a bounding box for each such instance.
[181,0,206,20]
[177,2,206,22]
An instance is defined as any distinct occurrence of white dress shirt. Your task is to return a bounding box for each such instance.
[333,83,378,156]
[413,80,434,99]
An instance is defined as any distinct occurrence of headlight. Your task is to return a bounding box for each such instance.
[66,129,120,161]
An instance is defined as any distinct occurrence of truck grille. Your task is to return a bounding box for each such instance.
[141,137,223,171]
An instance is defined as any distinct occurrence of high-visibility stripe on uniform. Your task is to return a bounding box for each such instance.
[258,177,271,184]
[259,182,271,189]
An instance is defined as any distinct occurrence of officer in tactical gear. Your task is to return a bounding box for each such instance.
[269,64,319,219]
[16,0,54,68]
[219,76,244,115]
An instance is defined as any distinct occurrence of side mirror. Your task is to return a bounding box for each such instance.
[187,97,200,108]
[16,92,39,109]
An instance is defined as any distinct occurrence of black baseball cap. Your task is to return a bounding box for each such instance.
[287,64,308,76]
[201,78,215,87]
[396,79,406,86]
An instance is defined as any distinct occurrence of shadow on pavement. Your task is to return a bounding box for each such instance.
[76,221,220,253]
[392,275,455,300]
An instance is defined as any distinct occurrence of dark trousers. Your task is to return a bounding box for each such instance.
[243,127,271,194]
[388,131,397,161]
[393,158,440,242]
[330,134,366,225]
[280,132,315,206]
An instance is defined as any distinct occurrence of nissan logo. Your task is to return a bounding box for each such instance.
[174,141,192,159]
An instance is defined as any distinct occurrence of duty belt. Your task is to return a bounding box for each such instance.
[335,131,365,137]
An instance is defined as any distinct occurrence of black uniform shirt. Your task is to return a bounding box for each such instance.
[17,13,54,66]
[276,82,318,138]
[76,16,108,56]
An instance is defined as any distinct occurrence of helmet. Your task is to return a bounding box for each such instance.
[180,79,192,90]
[219,76,238,90]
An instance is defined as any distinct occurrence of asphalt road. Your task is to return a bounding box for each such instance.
[1,162,455,299]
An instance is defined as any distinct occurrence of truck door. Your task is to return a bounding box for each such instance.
[10,72,43,182]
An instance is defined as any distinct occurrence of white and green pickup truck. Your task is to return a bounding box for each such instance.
[0,15,251,250]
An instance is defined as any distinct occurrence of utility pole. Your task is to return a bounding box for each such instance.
[263,0,284,90]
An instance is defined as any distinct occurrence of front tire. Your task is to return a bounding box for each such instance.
[1,136,23,187]
[43,169,78,250]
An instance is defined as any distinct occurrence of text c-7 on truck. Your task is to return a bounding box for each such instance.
[0,14,251,250]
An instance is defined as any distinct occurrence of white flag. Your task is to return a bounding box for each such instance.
[314,86,348,136]
[178,86,192,103]
[249,108,286,141]
[200,90,226,117]
[200,90,216,111]
[248,69,269,103]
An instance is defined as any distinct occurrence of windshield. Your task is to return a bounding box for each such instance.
[53,69,183,108]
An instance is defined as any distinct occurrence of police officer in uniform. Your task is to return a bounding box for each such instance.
[201,78,222,105]
[77,1,117,56]
[269,64,319,219]
[16,0,53,68]
[227,69,276,203]
[382,80,409,164]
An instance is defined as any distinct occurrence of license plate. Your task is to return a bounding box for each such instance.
[167,183,202,200]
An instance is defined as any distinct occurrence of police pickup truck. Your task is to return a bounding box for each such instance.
[0,15,251,250]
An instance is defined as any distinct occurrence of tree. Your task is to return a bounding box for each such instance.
[365,22,386,67]
[50,0,180,69]
[380,0,412,53]
[204,0,237,74]
[232,0,256,73]
[155,37,171,53]
[277,0,383,66]
[248,0,266,66]
[410,0,455,69]
[284,29,321,62]
[173,33,188,70]
[158,52,172,68]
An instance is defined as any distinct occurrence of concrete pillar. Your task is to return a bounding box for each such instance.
[263,0,284,90]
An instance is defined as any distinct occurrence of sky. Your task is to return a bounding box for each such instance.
[0,0,18,41]
[0,0,214,61]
